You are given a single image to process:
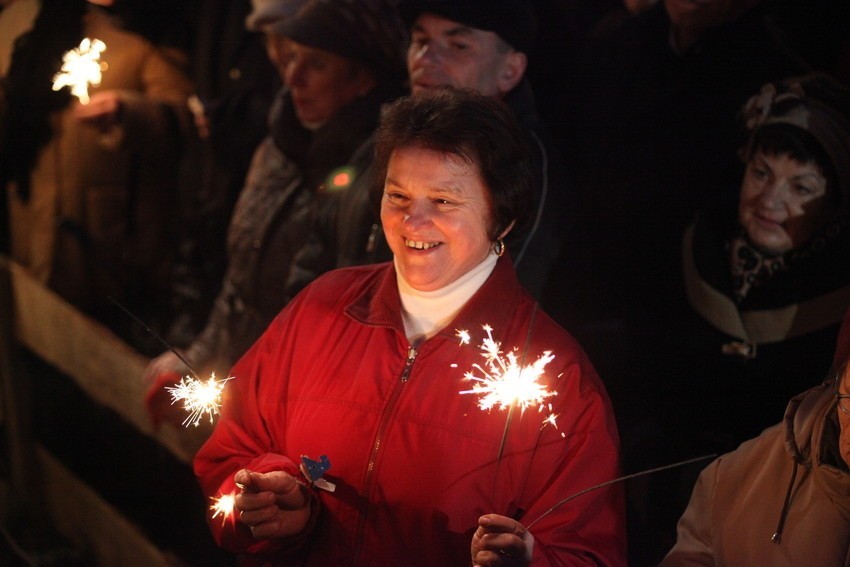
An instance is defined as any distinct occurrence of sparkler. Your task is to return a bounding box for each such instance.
[457,324,557,417]
[167,372,233,428]
[456,320,560,471]
[210,493,236,526]
[524,454,717,529]
[108,297,233,428]
[52,37,107,104]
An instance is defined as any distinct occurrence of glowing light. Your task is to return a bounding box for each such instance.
[210,493,235,525]
[52,38,107,104]
[166,372,233,428]
[457,325,556,415]
[332,172,351,187]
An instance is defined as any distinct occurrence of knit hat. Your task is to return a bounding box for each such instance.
[245,0,307,32]
[397,0,537,54]
[739,73,850,210]
[271,0,408,83]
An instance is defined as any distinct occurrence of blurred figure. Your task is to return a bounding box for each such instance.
[164,0,296,346]
[1,0,192,344]
[143,0,407,428]
[661,309,850,566]
[286,0,571,302]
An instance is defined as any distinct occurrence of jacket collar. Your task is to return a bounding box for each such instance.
[345,254,525,342]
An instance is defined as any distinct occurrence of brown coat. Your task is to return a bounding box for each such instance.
[662,382,850,566]
[7,8,191,309]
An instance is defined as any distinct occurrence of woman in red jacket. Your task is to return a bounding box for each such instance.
[193,87,626,566]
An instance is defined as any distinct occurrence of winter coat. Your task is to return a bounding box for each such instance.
[673,213,850,449]
[184,86,392,375]
[194,256,626,566]
[661,380,850,566]
[6,7,192,310]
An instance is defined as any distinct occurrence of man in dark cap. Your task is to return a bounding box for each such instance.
[396,0,570,301]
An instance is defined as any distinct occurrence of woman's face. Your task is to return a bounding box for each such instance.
[738,150,832,255]
[283,41,375,128]
[381,145,496,292]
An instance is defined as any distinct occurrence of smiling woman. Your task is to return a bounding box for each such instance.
[193,87,626,566]
[674,73,850,447]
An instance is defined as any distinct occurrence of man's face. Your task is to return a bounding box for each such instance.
[407,13,521,98]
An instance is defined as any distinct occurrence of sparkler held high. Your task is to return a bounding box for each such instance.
[52,37,107,104]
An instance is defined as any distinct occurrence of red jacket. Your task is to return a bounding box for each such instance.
[194,257,626,565]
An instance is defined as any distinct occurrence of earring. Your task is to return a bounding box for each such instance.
[493,238,505,257]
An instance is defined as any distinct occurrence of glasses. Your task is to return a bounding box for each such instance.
[834,367,850,415]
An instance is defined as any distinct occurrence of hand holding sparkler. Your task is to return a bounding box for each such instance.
[233,469,313,540]
[74,90,124,131]
[143,350,190,428]
[471,514,532,567]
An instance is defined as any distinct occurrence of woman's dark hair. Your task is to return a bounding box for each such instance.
[373,86,532,239]
[748,123,840,207]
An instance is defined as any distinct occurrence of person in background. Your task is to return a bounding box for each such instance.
[193,86,625,566]
[661,308,850,566]
[1,0,192,346]
[164,0,298,346]
[143,0,407,428]
[627,72,850,565]
[285,0,571,302]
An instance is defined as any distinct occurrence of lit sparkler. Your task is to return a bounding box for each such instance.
[210,493,236,525]
[167,372,233,428]
[107,297,234,428]
[52,37,107,104]
[457,325,557,415]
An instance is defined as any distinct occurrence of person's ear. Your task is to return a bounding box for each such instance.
[496,51,527,95]
[498,220,516,240]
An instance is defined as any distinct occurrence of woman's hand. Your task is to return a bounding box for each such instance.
[471,514,533,567]
[234,469,312,540]
[142,351,187,428]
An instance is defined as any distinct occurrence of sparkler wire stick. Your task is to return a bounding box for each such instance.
[524,453,717,530]
[107,296,201,380]
[495,303,540,466]
[491,304,540,506]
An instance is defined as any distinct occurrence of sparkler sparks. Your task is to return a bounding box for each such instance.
[210,493,235,525]
[457,325,556,415]
[166,372,233,428]
[52,37,107,104]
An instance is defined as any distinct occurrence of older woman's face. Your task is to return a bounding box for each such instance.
[381,146,495,291]
[738,150,832,255]
[283,41,375,128]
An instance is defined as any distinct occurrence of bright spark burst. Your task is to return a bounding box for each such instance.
[166,372,233,428]
[457,325,557,415]
[210,493,235,525]
[52,38,106,104]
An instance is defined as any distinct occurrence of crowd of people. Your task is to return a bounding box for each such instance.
[1,0,849,565]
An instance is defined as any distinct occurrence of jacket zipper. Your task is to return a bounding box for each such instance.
[354,347,418,565]
[353,345,417,563]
